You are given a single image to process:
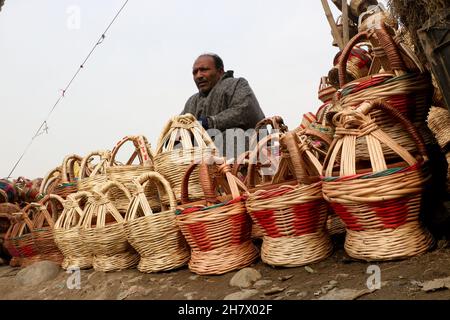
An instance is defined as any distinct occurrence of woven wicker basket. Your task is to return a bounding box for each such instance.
[81,181,139,272]
[326,22,434,159]
[322,100,435,261]
[107,135,157,212]
[154,114,217,203]
[176,156,258,275]
[13,204,41,267]
[39,166,62,196]
[246,131,333,267]
[54,192,93,269]
[3,212,24,267]
[53,154,82,199]
[124,172,190,273]
[78,150,111,193]
[233,116,289,239]
[29,195,65,265]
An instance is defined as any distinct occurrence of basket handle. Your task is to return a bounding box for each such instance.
[35,194,66,229]
[247,133,281,188]
[39,166,62,194]
[155,114,216,154]
[127,172,177,220]
[181,156,248,205]
[20,204,36,234]
[95,180,132,201]
[61,154,82,183]
[338,23,405,88]
[301,128,333,146]
[255,116,288,132]
[79,150,111,179]
[357,99,428,159]
[109,135,153,167]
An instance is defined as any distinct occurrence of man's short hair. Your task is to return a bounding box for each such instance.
[199,53,224,71]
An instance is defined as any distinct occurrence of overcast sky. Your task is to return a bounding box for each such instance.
[0,0,348,179]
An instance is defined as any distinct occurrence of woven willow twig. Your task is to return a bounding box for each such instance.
[81,181,138,272]
[77,150,111,193]
[107,135,158,211]
[176,156,258,275]
[124,172,190,273]
[246,132,332,267]
[54,192,93,269]
[154,114,217,202]
[322,100,434,261]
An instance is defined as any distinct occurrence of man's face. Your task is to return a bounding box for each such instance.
[192,56,224,95]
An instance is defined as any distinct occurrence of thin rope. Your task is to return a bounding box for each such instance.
[6,0,129,179]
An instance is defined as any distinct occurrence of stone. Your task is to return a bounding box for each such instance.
[264,287,286,295]
[15,261,60,286]
[229,268,262,289]
[253,280,273,288]
[297,291,308,299]
[224,289,259,300]
[421,277,450,292]
[184,292,198,300]
[319,288,373,300]
[278,275,294,281]
[285,289,297,296]
[117,286,150,300]
[189,275,199,281]
[335,273,349,279]
[304,266,315,273]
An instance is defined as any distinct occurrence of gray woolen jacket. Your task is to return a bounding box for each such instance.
[181,71,265,131]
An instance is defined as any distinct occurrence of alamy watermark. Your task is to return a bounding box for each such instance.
[66,265,81,290]
[366,265,381,290]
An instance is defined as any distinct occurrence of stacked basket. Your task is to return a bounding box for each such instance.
[176,156,258,275]
[322,100,435,261]
[54,192,93,269]
[81,181,139,272]
[107,135,157,212]
[53,154,82,199]
[77,150,111,193]
[125,172,190,273]
[154,114,217,203]
[245,131,333,267]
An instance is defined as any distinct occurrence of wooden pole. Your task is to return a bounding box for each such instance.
[321,0,344,50]
[342,0,350,45]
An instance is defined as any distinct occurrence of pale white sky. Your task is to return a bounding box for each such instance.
[1,0,349,178]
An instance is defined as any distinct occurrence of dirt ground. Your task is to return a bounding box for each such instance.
[1,235,450,301]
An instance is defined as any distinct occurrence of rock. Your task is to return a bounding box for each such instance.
[15,261,60,286]
[189,275,199,281]
[335,273,349,279]
[304,266,315,273]
[285,289,297,296]
[278,275,294,281]
[229,268,262,288]
[421,277,450,292]
[224,289,259,300]
[127,276,143,284]
[297,291,308,298]
[184,292,198,300]
[117,286,150,300]
[264,287,286,295]
[329,280,338,286]
[274,296,284,300]
[253,280,273,288]
[319,288,373,300]
[410,280,423,287]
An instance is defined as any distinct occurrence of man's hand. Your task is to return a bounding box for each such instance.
[198,116,209,130]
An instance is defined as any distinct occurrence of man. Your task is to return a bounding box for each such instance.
[182,53,265,132]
